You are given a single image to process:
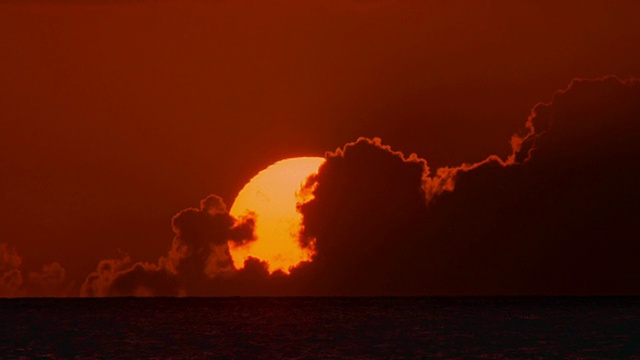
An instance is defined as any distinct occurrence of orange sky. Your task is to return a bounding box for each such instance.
[1,0,639,295]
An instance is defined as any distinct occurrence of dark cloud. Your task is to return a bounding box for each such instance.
[295,138,430,294]
[81,195,256,296]
[296,76,640,295]
[421,76,640,295]
[81,255,135,297]
[77,76,640,296]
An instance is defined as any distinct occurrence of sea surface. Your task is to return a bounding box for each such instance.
[1,297,639,359]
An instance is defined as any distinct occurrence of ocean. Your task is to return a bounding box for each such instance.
[1,297,639,358]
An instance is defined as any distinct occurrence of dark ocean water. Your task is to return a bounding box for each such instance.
[1,297,639,359]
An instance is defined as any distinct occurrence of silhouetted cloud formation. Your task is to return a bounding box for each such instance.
[9,76,633,297]
[294,138,430,294]
[81,195,255,296]
[297,76,640,295]
[420,77,640,295]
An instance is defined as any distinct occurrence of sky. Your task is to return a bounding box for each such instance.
[1,0,639,296]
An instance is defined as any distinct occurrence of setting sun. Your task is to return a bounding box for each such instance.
[229,157,325,274]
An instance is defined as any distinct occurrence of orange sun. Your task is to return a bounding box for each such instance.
[229,157,325,274]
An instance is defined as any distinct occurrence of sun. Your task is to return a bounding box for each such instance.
[229,157,325,274]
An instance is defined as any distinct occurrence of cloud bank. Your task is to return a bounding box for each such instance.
[297,76,640,295]
[421,76,640,295]
[2,76,638,297]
